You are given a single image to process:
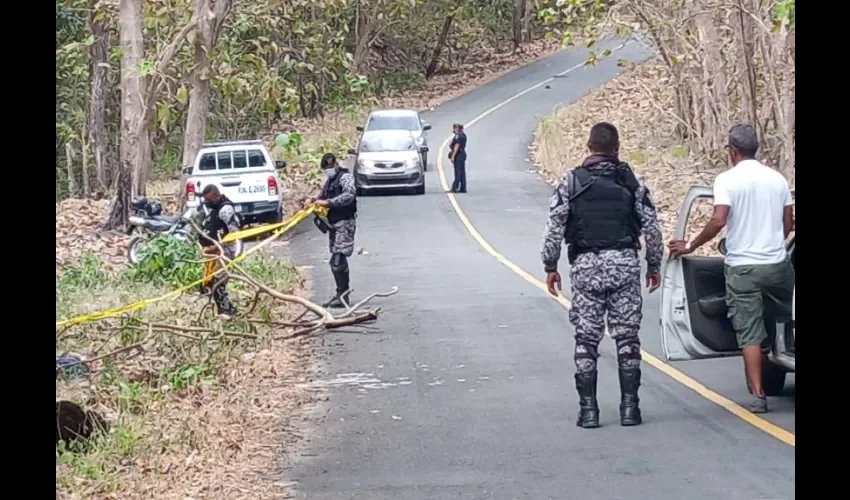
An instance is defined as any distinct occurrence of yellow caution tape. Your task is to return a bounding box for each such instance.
[55,206,317,328]
[221,221,288,243]
[221,205,329,242]
[314,205,329,219]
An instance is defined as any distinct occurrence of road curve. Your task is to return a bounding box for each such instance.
[282,38,795,500]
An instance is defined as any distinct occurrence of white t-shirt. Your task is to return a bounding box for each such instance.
[712,159,792,267]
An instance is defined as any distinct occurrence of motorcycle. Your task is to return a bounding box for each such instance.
[126,197,244,265]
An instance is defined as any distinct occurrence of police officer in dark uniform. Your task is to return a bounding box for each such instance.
[314,153,357,308]
[448,123,468,193]
[196,184,240,319]
[541,122,663,428]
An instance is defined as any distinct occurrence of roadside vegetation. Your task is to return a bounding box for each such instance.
[532,0,795,254]
[56,239,311,499]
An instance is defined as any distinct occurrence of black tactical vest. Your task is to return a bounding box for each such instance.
[564,164,641,260]
[203,196,235,242]
[321,169,357,224]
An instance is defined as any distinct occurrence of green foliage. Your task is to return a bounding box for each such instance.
[240,254,301,287]
[128,235,204,288]
[58,251,110,289]
[537,0,608,47]
[56,419,141,487]
[774,0,795,28]
[167,363,213,390]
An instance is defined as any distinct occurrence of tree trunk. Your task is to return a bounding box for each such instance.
[180,0,214,206]
[65,142,77,198]
[81,124,90,196]
[87,0,111,194]
[692,2,729,151]
[129,126,151,197]
[352,0,370,74]
[512,0,526,50]
[522,0,532,42]
[425,15,454,79]
[735,0,758,131]
[106,0,146,230]
[179,0,233,207]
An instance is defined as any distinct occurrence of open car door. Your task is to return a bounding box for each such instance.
[660,186,742,361]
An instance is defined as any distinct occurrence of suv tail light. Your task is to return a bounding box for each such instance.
[186,181,196,201]
[267,176,279,196]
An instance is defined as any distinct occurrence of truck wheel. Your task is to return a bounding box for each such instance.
[422,153,428,171]
[746,356,787,397]
[414,183,425,195]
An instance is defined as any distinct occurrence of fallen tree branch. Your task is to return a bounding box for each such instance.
[339,286,399,317]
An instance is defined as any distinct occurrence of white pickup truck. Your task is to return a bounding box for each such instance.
[184,140,286,224]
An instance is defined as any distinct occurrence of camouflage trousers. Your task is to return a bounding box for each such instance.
[328,218,356,257]
[568,249,643,373]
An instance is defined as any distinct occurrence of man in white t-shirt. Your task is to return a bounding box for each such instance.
[668,124,794,413]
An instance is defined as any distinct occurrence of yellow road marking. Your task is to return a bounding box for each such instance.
[434,54,795,448]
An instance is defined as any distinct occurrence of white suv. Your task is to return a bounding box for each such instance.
[184,140,286,224]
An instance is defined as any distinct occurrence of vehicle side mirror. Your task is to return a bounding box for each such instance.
[423,123,432,131]
[275,160,287,170]
[181,166,192,175]
[356,126,364,132]
[419,146,429,153]
[347,148,356,155]
[718,237,728,256]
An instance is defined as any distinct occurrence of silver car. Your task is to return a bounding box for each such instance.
[348,130,428,195]
[356,109,432,170]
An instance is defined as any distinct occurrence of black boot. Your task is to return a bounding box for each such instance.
[213,285,237,320]
[323,269,351,309]
[619,367,642,426]
[575,371,600,428]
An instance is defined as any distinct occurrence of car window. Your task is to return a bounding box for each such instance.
[233,150,247,169]
[217,151,232,170]
[247,149,266,167]
[359,134,417,153]
[366,114,420,132]
[199,153,216,171]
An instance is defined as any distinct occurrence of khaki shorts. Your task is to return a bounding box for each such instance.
[724,260,794,348]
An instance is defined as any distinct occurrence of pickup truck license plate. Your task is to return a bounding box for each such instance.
[238,185,266,194]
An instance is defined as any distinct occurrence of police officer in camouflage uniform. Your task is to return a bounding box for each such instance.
[195,184,240,319]
[541,122,663,429]
[314,152,357,308]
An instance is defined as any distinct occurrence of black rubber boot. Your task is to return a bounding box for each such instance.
[619,367,643,426]
[575,371,600,428]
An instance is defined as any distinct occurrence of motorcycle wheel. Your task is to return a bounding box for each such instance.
[127,236,148,265]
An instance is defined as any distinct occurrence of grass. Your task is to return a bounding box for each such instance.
[56,241,312,499]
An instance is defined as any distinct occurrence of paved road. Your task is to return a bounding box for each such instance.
[281,38,795,500]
